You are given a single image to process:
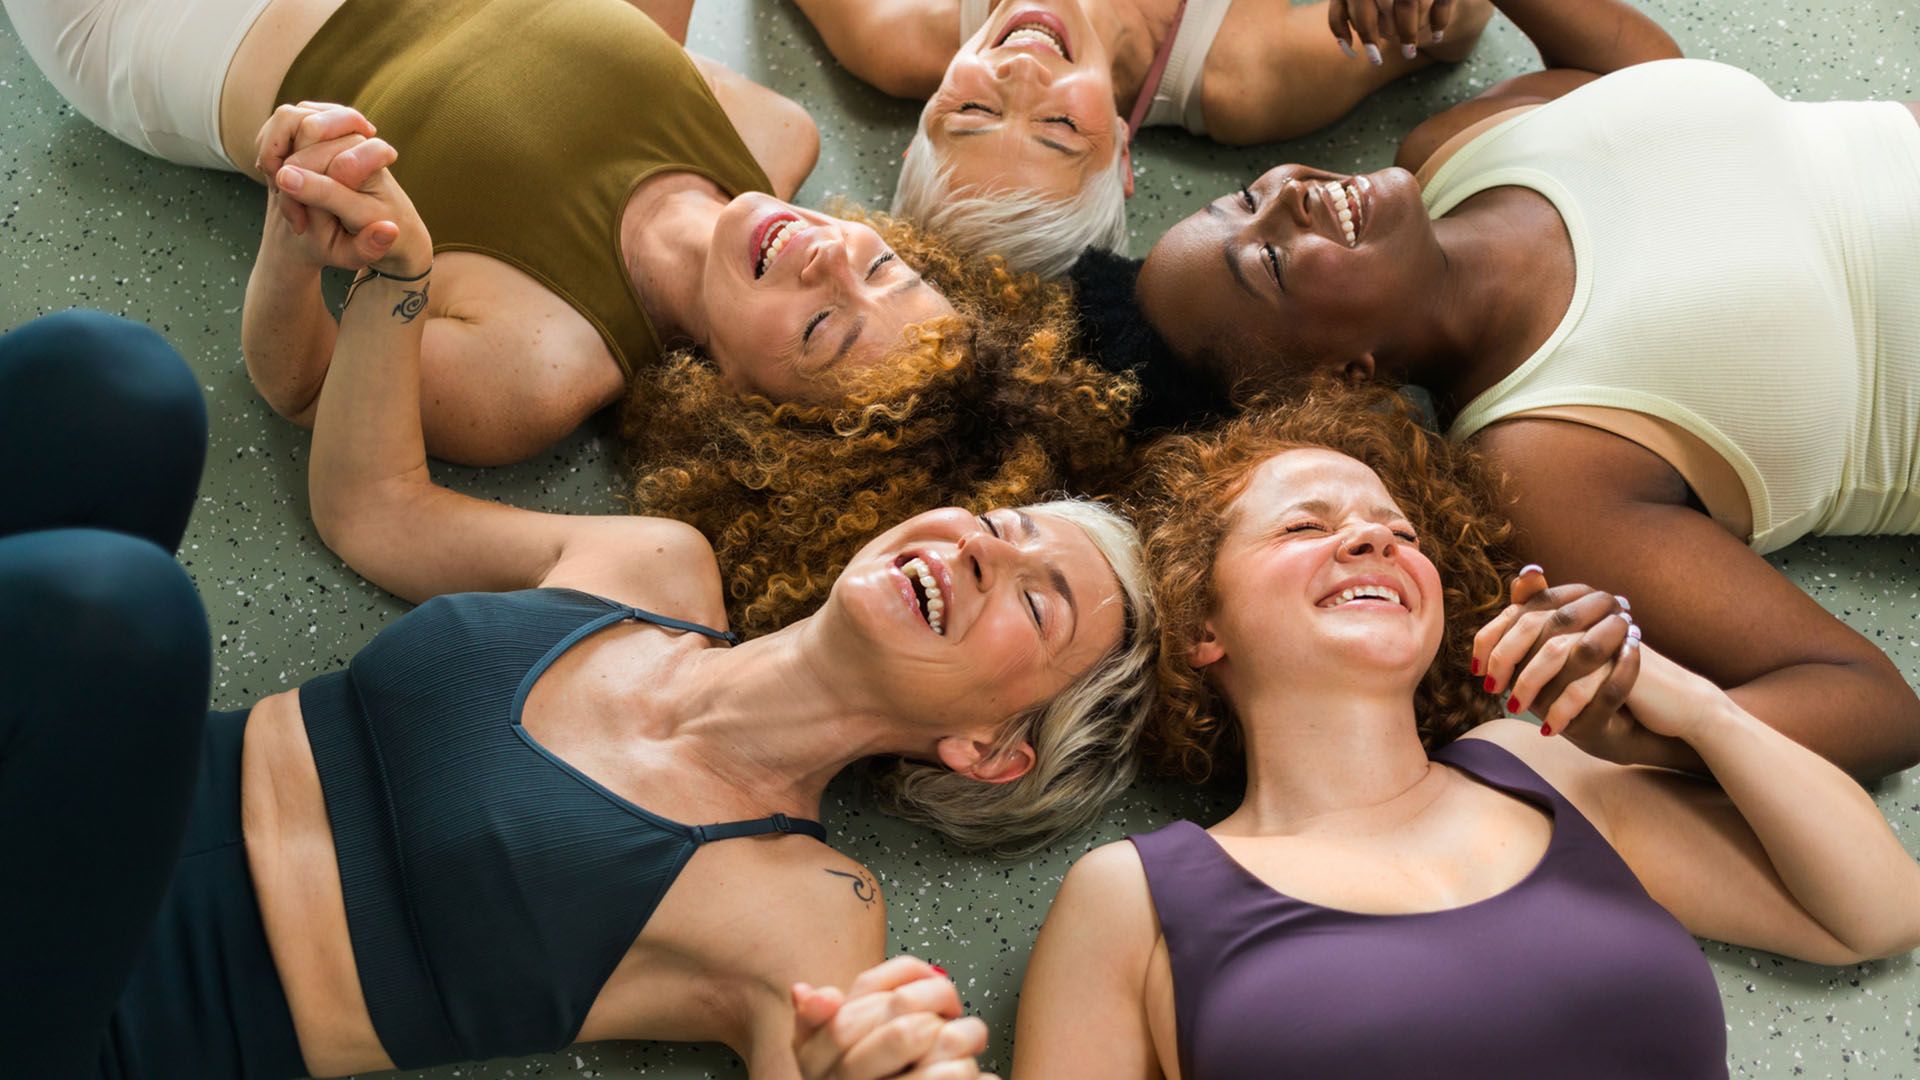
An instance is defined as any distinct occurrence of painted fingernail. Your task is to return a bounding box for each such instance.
[1471,657,1481,675]
[1539,722,1552,737]
[1520,564,1544,577]
[1625,635,1642,651]
[1627,623,1642,641]
[1432,29,1445,43]
[1365,43,1382,64]
[1484,675,1497,693]
[1338,38,1358,58]
[1506,696,1520,713]
[930,964,948,977]
[1615,594,1631,611]
[1402,43,1418,59]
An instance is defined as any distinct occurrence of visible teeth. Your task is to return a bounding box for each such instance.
[1327,183,1357,246]
[900,557,947,634]
[1003,24,1066,54]
[757,219,800,277]
[1331,585,1402,607]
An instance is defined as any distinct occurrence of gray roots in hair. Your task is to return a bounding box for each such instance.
[893,108,1130,279]
[867,498,1159,857]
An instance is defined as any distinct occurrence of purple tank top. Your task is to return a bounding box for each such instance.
[1129,738,1727,1079]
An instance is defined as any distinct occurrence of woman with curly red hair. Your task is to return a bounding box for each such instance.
[796,385,1920,1080]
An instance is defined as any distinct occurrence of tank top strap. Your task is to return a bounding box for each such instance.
[623,603,738,645]
[1129,819,1274,926]
[690,812,828,844]
[1431,737,1615,858]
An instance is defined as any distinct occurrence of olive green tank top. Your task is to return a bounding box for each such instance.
[280,0,773,377]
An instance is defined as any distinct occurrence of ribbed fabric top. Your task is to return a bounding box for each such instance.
[299,588,824,1068]
[1130,738,1727,1080]
[279,0,772,378]
[1432,59,1920,552]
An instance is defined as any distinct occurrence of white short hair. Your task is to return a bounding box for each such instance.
[892,112,1130,279]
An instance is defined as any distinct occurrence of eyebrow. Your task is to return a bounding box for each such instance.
[1017,509,1079,644]
[1204,203,1255,296]
[1280,498,1406,522]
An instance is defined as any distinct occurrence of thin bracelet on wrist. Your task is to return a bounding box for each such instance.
[347,260,433,306]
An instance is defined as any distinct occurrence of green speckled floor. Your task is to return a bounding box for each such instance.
[4,2,1920,1077]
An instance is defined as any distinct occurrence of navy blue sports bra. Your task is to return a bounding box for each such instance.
[299,588,824,1068]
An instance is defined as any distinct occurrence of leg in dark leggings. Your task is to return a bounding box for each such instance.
[0,312,211,1074]
[0,309,208,549]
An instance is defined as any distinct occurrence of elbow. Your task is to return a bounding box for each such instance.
[1854,668,1920,781]
[242,345,320,428]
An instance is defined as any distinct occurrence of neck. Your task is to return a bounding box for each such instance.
[647,616,913,818]
[1081,0,1164,107]
[1222,668,1436,834]
[1386,198,1563,423]
[621,177,725,349]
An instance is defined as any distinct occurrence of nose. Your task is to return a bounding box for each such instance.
[798,228,857,288]
[957,527,1020,590]
[991,51,1054,88]
[1250,177,1312,243]
[1335,521,1398,561]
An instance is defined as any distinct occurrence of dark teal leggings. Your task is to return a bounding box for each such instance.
[0,311,220,1075]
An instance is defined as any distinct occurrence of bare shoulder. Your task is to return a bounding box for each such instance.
[1455,720,1615,823]
[1053,839,1156,930]
[541,516,728,628]
[1470,418,1687,507]
[1398,69,1600,173]
[732,839,890,987]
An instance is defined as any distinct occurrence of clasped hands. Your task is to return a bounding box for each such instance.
[252,101,430,278]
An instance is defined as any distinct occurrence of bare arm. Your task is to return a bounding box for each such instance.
[1480,639,1920,965]
[792,0,960,99]
[1478,419,1920,779]
[1397,0,1680,171]
[1010,842,1166,1080]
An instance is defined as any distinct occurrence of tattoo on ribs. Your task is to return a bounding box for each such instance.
[824,867,877,907]
[391,281,429,323]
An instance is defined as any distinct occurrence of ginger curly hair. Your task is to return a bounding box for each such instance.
[621,209,1138,637]
[1130,382,1515,781]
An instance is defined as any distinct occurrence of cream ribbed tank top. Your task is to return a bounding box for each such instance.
[1432,60,1920,553]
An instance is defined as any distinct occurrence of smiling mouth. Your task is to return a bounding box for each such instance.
[1321,179,1365,247]
[894,555,949,635]
[752,213,802,279]
[1318,583,1406,610]
[994,10,1072,60]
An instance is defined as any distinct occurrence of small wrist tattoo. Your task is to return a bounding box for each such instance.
[391,281,429,323]
[824,867,877,908]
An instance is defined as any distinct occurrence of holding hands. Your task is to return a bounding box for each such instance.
[252,102,430,277]
[792,957,996,1080]
[1474,567,1730,771]
[1330,0,1457,63]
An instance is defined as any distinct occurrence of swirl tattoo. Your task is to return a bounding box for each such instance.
[391,281,429,323]
[824,867,877,907]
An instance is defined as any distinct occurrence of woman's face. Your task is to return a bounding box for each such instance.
[1136,165,1437,380]
[1200,448,1444,697]
[703,193,956,401]
[825,504,1127,734]
[924,2,1129,201]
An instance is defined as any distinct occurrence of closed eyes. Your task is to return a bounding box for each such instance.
[801,252,901,347]
[1238,187,1284,289]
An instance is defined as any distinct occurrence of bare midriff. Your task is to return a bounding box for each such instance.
[240,689,393,1077]
[216,0,352,177]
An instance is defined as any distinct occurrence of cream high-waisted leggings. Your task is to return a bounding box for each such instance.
[3,0,275,170]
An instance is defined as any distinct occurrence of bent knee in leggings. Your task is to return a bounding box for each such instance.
[0,311,207,547]
[0,529,210,749]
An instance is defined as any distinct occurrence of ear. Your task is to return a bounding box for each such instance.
[1187,619,1226,669]
[1341,353,1377,384]
[935,734,1036,784]
[1118,125,1136,198]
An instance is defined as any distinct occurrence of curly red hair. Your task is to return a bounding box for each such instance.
[1129,382,1516,781]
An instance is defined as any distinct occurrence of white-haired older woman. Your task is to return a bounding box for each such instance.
[798,0,1489,276]
[0,145,1159,1077]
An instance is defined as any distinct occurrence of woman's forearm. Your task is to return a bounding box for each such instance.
[1684,698,1920,960]
[1491,0,1681,73]
[1724,656,1920,781]
[307,268,434,544]
[241,234,337,424]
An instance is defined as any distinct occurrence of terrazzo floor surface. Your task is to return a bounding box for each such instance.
[4,1,1920,1076]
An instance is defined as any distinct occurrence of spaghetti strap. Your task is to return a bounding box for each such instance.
[692,813,827,844]
[625,604,738,645]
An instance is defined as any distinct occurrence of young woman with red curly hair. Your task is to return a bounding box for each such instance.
[793,387,1920,1080]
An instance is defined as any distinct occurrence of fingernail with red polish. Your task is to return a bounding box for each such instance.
[1471,657,1481,675]
[1539,723,1552,736]
[1483,676,1497,692]
[1507,697,1519,713]
[930,964,948,977]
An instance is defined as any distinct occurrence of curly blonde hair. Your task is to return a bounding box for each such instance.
[622,209,1138,637]
[1130,382,1515,781]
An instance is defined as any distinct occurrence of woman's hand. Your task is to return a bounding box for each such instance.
[792,956,996,1080]
[1329,0,1455,62]
[1475,567,1703,769]
[270,147,431,279]
[262,133,403,272]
